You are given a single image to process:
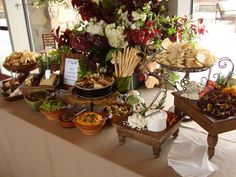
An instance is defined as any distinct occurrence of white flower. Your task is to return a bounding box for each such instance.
[127,113,147,130]
[118,10,131,27]
[132,11,147,22]
[85,20,106,36]
[105,23,128,49]
[91,0,99,4]
[130,23,137,30]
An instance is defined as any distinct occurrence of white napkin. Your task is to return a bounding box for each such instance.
[168,135,218,177]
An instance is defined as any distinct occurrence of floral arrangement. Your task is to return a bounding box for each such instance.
[51,0,207,78]
[123,89,167,131]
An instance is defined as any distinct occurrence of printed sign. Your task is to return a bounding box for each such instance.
[63,58,79,86]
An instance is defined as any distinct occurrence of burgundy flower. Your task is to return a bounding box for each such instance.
[198,18,203,24]
[191,24,196,30]
[125,27,161,46]
[79,4,97,21]
[169,34,177,42]
[71,0,88,7]
[139,73,145,81]
[181,15,188,23]
[197,27,206,35]
[177,27,182,34]
[145,20,154,28]
[72,0,116,23]
[151,28,160,38]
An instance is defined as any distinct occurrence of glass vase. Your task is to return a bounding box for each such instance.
[115,76,132,93]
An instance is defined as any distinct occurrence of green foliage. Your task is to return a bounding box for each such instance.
[49,46,71,64]
[77,55,92,78]
[155,90,167,110]
[40,99,65,112]
[36,46,72,73]
[36,55,48,73]
[33,0,69,7]
[216,73,234,89]
[168,70,180,84]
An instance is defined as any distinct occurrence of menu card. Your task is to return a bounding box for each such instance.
[64,58,79,86]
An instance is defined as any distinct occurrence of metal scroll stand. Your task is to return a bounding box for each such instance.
[200,57,235,88]
[155,57,235,122]
[156,57,234,91]
[154,66,211,91]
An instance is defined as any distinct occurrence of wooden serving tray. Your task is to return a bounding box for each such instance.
[21,85,58,95]
[112,112,183,158]
[67,87,119,107]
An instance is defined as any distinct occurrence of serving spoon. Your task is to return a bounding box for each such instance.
[75,109,87,116]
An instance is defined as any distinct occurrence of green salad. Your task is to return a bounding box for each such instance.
[40,99,65,112]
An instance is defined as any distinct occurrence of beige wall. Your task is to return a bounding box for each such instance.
[0,0,4,14]
[3,0,31,51]
[168,0,192,16]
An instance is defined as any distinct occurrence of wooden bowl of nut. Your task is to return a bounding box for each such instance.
[3,51,37,73]
[103,102,132,123]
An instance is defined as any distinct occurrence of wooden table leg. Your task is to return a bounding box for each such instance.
[153,145,161,158]
[118,134,126,145]
[174,105,183,117]
[90,102,94,111]
[173,129,179,138]
[117,129,126,144]
[207,134,218,159]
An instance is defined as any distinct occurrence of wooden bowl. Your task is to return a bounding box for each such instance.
[73,112,106,135]
[40,108,65,120]
[59,112,76,128]
[103,102,132,123]
[3,62,37,73]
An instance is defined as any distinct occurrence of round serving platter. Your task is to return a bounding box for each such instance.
[74,76,115,98]
[156,62,213,73]
[72,87,114,99]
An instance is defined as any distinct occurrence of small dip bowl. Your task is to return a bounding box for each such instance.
[59,112,76,128]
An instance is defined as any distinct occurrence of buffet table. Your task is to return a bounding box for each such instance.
[0,88,181,177]
[1,88,236,177]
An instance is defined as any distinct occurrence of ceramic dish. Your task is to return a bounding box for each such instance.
[75,75,114,98]
[59,112,76,128]
[39,99,66,120]
[73,111,106,135]
[24,90,50,111]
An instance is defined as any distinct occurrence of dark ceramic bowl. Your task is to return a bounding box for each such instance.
[59,112,76,128]
[74,78,114,98]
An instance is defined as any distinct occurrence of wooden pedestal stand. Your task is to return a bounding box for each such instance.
[173,91,236,159]
[67,87,119,110]
[112,114,184,158]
